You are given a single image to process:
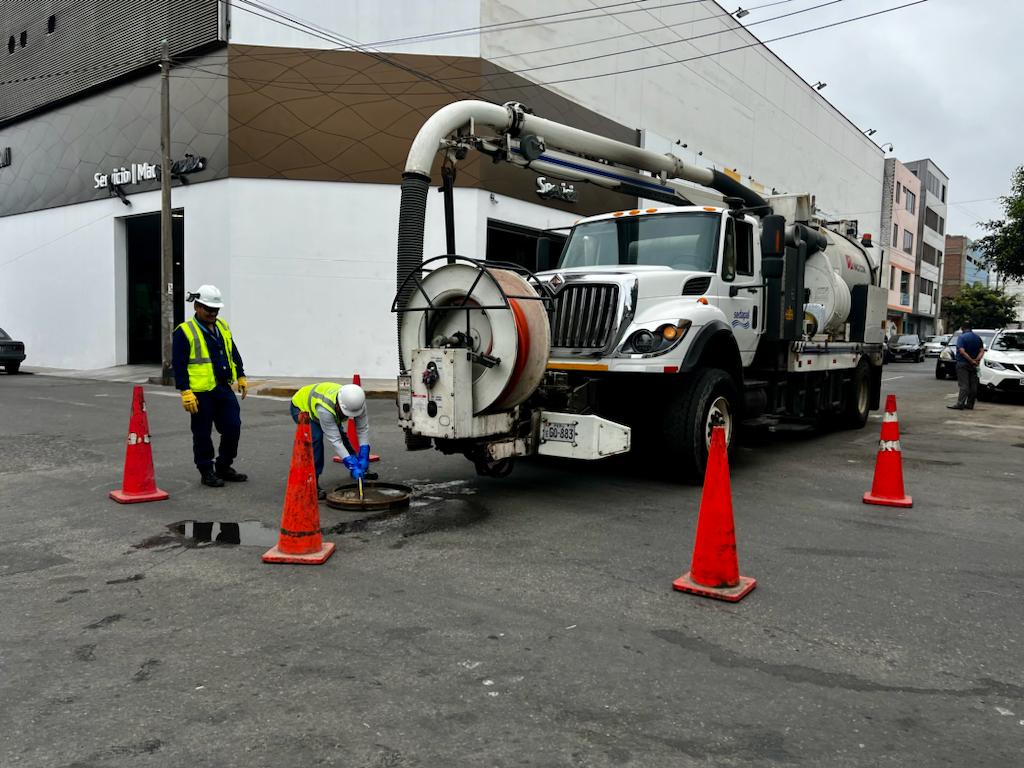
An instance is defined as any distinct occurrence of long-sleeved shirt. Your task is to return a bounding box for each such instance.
[316,404,370,461]
[172,317,245,391]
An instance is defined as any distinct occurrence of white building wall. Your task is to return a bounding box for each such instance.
[480,0,884,241]
[0,181,230,370]
[227,0,483,57]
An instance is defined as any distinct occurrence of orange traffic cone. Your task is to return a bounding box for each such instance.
[672,426,756,602]
[110,386,169,504]
[863,394,912,508]
[334,373,380,464]
[262,413,336,564]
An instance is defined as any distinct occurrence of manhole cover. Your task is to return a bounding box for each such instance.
[326,482,412,511]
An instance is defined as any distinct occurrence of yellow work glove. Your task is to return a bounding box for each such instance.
[181,389,199,414]
[236,376,248,399]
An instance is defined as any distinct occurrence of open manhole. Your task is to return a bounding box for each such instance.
[326,481,412,512]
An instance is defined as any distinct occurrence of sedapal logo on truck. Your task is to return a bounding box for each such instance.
[732,310,751,329]
[845,254,867,273]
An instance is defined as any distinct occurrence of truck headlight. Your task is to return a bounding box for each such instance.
[619,320,691,357]
[984,359,1005,370]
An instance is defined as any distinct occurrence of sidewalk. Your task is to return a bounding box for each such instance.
[23,365,397,399]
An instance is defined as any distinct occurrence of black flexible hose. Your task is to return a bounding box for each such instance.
[396,172,430,373]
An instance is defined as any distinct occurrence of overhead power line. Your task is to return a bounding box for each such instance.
[170,0,929,97]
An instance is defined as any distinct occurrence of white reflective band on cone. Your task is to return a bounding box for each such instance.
[883,412,898,422]
[878,440,902,451]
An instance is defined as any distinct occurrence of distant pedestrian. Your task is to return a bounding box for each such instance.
[947,322,985,410]
[173,285,249,487]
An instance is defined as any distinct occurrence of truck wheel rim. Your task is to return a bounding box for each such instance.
[856,375,869,415]
[706,396,733,448]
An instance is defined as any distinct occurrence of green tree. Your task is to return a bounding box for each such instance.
[942,283,1017,329]
[976,165,1024,280]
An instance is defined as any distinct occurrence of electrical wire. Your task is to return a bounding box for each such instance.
[166,0,929,97]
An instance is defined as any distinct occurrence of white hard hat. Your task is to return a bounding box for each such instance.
[191,284,224,309]
[337,384,366,418]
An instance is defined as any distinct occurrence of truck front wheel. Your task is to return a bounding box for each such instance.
[662,368,738,484]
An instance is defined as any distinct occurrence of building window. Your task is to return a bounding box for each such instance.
[7,36,13,54]
[922,242,941,266]
[20,30,27,48]
[899,271,910,303]
[941,184,946,203]
[48,15,56,34]
[905,189,916,215]
[903,229,914,254]
[924,208,946,235]
[890,266,896,289]
[892,223,899,246]
[896,184,901,204]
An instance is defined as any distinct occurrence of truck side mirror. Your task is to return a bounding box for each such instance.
[536,236,557,272]
[760,215,786,258]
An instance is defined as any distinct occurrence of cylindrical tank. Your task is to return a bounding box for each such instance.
[802,226,873,334]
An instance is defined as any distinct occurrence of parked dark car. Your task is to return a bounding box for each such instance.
[935,329,997,379]
[0,327,26,374]
[885,333,925,363]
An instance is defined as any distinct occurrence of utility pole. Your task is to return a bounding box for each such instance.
[160,39,174,385]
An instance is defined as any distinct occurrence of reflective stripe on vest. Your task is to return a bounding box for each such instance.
[292,382,344,424]
[177,317,236,393]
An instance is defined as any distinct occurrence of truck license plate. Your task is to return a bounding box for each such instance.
[542,421,576,443]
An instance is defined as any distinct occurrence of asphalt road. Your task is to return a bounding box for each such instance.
[1,362,1022,767]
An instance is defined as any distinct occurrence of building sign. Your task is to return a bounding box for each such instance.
[536,176,578,203]
[94,162,159,189]
[0,147,11,168]
[92,154,207,189]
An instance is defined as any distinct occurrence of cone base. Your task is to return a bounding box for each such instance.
[261,541,335,565]
[673,572,757,602]
[109,488,170,504]
[862,492,913,508]
[332,454,380,463]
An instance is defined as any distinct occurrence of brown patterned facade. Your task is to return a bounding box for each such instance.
[227,45,638,216]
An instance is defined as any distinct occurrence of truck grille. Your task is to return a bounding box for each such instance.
[549,284,619,349]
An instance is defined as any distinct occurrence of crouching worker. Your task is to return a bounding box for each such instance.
[290,382,371,499]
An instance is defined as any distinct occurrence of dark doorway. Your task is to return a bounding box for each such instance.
[125,211,184,364]
[486,219,566,273]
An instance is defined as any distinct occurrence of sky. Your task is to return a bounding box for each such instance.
[753,0,1022,240]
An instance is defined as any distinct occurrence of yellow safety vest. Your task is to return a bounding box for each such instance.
[292,382,346,425]
[177,317,237,393]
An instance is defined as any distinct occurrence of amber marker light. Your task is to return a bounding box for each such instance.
[697,297,709,305]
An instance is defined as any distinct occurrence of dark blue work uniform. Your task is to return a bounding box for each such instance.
[172,320,245,474]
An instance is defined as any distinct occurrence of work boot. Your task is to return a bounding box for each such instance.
[216,466,248,482]
[200,470,225,488]
[946,404,964,410]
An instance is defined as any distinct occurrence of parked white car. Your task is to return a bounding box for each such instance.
[978,329,1024,400]
[923,334,951,357]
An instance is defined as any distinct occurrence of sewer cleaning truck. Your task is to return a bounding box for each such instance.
[393,100,887,482]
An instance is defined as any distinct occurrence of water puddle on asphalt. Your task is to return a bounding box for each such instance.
[169,520,279,548]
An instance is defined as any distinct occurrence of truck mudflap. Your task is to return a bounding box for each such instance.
[536,412,631,460]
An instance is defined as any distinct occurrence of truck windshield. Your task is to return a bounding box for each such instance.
[558,212,721,271]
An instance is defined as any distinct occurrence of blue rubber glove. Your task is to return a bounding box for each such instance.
[358,445,371,473]
[342,455,364,481]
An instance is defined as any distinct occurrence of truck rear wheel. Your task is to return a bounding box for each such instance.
[841,360,871,429]
[661,368,738,484]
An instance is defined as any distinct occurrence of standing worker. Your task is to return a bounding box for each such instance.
[948,321,985,411]
[173,285,249,487]
[290,382,371,499]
